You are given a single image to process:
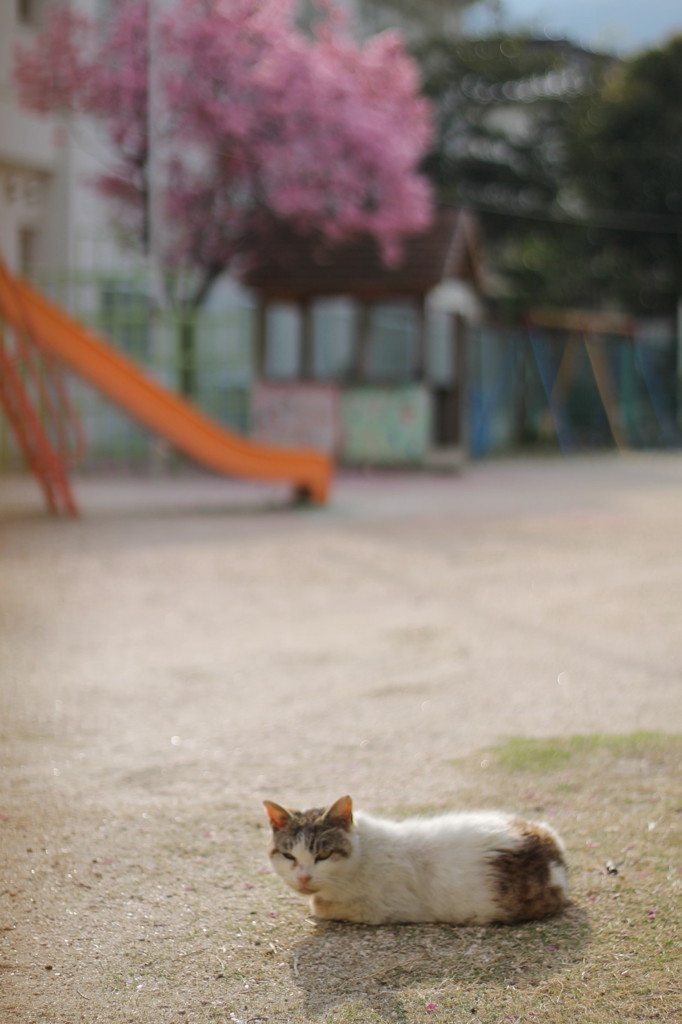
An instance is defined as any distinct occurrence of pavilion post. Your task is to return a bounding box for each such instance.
[350,300,372,381]
[255,297,268,378]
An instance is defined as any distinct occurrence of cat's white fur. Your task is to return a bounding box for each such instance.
[264,796,568,926]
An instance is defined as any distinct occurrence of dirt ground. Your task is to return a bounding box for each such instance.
[1,452,681,1023]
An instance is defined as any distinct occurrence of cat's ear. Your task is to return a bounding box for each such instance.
[324,795,354,831]
[263,800,292,831]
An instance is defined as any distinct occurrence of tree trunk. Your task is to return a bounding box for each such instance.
[176,273,222,398]
[178,313,197,398]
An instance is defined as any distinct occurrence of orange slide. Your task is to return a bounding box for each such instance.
[0,258,331,504]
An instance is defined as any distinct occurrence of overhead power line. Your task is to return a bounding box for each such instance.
[458,198,682,235]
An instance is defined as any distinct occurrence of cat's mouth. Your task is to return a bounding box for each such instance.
[296,883,319,895]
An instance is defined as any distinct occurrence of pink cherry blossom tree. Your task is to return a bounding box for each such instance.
[15,0,433,312]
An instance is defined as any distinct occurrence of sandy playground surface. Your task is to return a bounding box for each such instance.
[1,452,681,1022]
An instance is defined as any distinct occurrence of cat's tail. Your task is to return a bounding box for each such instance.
[490,819,569,923]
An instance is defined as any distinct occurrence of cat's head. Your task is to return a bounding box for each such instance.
[263,795,355,897]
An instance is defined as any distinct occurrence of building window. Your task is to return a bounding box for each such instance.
[17,0,41,27]
[16,0,46,27]
[18,227,37,278]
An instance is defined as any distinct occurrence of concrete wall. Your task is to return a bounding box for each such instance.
[252,382,432,465]
[341,384,431,464]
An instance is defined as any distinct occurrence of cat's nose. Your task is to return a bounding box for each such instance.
[298,873,312,885]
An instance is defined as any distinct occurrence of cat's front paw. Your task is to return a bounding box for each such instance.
[310,895,348,921]
[310,895,334,917]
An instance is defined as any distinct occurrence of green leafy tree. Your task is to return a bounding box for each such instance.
[415,34,613,312]
[567,35,682,314]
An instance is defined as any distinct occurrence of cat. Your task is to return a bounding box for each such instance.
[263,794,568,925]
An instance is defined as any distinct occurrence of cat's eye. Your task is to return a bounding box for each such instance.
[315,851,333,862]
[280,852,296,862]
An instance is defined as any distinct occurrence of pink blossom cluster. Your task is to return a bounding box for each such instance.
[14,0,433,296]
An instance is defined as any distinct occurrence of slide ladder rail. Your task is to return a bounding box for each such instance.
[0,330,78,516]
[0,258,83,514]
[21,336,86,467]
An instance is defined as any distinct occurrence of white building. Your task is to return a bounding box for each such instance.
[301,0,472,41]
[0,1,128,278]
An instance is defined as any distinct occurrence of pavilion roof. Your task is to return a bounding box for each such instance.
[240,208,484,303]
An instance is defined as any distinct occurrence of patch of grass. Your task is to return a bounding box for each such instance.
[481,730,678,773]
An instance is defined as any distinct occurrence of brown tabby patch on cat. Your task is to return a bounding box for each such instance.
[491,819,568,923]
[267,807,353,861]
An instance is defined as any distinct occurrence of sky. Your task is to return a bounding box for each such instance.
[464,0,682,54]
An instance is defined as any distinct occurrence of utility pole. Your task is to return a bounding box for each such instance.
[147,0,166,316]
[147,0,171,469]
